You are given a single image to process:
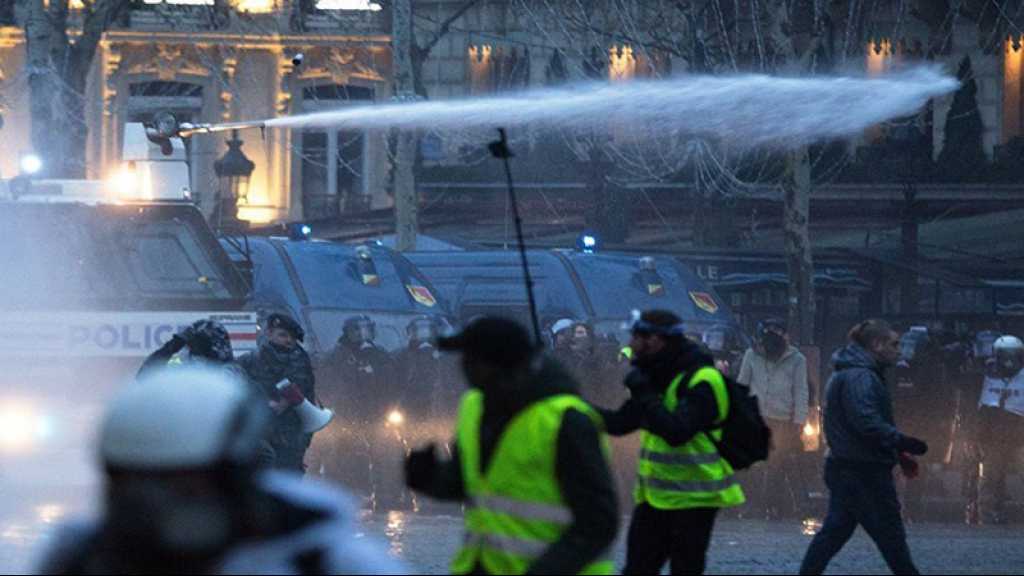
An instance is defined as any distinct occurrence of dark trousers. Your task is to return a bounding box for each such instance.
[623,503,718,576]
[756,419,806,517]
[799,459,919,575]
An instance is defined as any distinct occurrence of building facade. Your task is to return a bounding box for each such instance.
[0,1,1021,225]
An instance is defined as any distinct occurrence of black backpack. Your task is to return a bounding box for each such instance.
[709,376,772,470]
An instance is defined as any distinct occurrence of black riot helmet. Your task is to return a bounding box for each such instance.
[342,315,376,347]
[407,315,439,347]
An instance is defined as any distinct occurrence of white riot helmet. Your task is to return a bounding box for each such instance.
[101,367,270,472]
[993,335,1024,378]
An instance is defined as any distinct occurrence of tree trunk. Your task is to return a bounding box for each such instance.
[26,0,130,178]
[59,61,90,178]
[783,146,815,345]
[26,0,54,176]
[767,0,819,345]
[392,0,417,251]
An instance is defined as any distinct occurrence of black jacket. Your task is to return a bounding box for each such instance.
[823,344,903,467]
[599,341,720,448]
[238,343,317,457]
[412,356,618,576]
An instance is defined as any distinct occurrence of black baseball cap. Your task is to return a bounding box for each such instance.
[266,313,305,342]
[439,317,537,368]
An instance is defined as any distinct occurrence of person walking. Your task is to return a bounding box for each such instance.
[405,316,619,575]
[799,319,928,575]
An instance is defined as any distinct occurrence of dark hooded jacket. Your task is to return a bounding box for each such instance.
[823,344,902,467]
[410,355,618,575]
[598,338,721,447]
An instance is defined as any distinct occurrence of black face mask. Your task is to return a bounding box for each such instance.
[268,340,294,354]
[762,333,786,359]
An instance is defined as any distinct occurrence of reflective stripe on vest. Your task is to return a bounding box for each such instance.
[639,448,722,466]
[452,390,614,575]
[634,367,746,510]
[469,495,573,525]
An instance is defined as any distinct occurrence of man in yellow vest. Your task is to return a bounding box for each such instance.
[599,309,744,575]
[404,316,619,575]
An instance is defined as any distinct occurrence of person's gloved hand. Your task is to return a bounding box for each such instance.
[165,327,191,354]
[896,434,929,456]
[624,369,659,401]
[405,444,438,492]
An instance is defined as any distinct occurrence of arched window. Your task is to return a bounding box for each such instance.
[300,84,374,219]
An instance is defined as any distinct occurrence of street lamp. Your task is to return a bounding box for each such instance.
[213,129,255,228]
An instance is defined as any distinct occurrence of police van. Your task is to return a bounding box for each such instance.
[219,234,452,357]
[0,126,257,491]
[407,249,747,354]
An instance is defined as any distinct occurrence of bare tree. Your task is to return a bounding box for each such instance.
[383,0,481,250]
[25,0,131,178]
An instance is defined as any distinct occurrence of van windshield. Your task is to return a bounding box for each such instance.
[0,203,242,309]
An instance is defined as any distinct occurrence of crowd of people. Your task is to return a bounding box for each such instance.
[34,307,1024,574]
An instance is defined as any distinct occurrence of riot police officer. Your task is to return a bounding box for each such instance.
[975,335,1024,523]
[321,315,397,417]
[394,315,459,421]
[315,315,398,498]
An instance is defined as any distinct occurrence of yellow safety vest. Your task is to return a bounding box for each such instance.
[451,390,615,575]
[634,367,745,509]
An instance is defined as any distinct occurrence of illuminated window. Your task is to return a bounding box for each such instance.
[234,0,275,12]
[1004,36,1024,141]
[468,45,493,94]
[866,38,895,76]
[316,0,382,9]
[609,45,636,82]
[141,0,215,5]
[467,44,529,94]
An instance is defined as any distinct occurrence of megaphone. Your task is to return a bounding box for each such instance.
[276,379,334,434]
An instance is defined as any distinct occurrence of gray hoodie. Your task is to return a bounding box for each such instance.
[823,344,903,466]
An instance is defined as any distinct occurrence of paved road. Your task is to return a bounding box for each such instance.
[358,511,1024,575]
[4,482,1023,575]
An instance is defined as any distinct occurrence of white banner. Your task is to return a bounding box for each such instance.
[0,312,259,358]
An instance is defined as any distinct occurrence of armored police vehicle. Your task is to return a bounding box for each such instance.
[0,126,257,492]
[407,249,747,353]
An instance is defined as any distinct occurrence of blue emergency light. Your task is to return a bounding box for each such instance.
[288,223,313,241]
[576,231,601,253]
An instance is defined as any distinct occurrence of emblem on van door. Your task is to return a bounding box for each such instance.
[688,292,719,314]
[407,285,437,307]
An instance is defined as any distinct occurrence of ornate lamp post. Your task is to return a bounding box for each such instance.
[213,129,254,231]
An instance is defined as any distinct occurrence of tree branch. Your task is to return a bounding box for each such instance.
[70,0,131,79]
[417,0,481,58]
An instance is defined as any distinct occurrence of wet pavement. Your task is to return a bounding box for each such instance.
[3,482,1023,574]
[358,511,1024,574]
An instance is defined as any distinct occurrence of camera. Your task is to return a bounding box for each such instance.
[292,53,304,67]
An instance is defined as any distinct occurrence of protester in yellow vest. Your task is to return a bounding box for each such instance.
[404,317,619,575]
[597,309,744,575]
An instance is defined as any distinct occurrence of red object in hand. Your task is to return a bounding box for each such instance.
[899,452,920,479]
[275,379,306,407]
